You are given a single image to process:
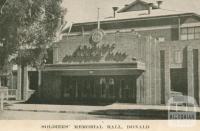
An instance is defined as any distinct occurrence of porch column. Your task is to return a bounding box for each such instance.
[16,65,22,100]
[75,80,78,98]
[136,74,144,104]
[198,49,200,105]
[37,70,42,98]
[164,49,171,104]
[187,47,195,98]
[0,92,3,110]
[53,45,59,64]
[164,47,171,104]
[119,84,122,99]
[23,66,29,100]
[0,76,1,87]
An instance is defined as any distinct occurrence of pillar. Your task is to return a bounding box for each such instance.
[0,76,1,87]
[155,44,161,104]
[164,48,171,104]
[119,84,122,99]
[0,92,4,110]
[136,74,144,104]
[23,66,29,100]
[187,47,195,98]
[136,77,141,104]
[16,65,22,100]
[198,49,200,105]
[53,45,59,64]
[75,80,78,98]
[37,70,42,98]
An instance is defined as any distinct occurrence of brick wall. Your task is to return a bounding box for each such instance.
[40,71,61,101]
[55,31,148,64]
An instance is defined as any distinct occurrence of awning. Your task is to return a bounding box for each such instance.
[43,62,145,76]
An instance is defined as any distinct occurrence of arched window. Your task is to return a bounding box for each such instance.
[100,77,106,98]
[109,78,114,85]
[108,78,115,98]
[100,77,106,84]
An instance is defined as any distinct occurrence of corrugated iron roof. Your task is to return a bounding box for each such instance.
[71,10,198,26]
[63,0,200,24]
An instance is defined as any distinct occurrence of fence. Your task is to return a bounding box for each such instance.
[0,87,17,110]
[0,87,8,110]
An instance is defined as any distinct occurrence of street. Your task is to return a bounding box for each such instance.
[0,110,142,120]
[0,110,104,120]
[1,102,200,120]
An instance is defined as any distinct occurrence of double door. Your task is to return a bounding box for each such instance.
[61,76,136,102]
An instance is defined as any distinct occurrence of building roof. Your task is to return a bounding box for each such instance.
[117,0,159,13]
[63,0,200,24]
[74,9,197,25]
[61,0,200,33]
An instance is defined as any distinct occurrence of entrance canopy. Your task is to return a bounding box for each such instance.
[44,62,145,76]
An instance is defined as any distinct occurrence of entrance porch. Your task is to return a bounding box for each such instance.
[61,75,137,103]
[41,62,145,104]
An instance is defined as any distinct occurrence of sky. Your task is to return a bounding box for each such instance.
[61,0,200,23]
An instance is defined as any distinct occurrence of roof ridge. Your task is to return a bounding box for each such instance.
[118,0,158,13]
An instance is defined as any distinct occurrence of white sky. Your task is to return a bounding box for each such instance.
[62,0,200,22]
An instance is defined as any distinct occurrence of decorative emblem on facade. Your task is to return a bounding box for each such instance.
[91,29,104,43]
[62,28,129,63]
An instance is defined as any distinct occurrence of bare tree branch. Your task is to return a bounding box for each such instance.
[0,0,8,15]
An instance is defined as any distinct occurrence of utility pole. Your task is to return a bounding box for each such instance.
[97,8,100,29]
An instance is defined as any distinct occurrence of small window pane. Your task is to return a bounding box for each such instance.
[188,34,194,40]
[195,27,200,33]
[195,33,200,39]
[181,35,187,40]
[181,28,187,34]
[158,37,165,42]
[174,51,182,63]
[100,77,106,84]
[188,27,195,34]
[109,78,114,85]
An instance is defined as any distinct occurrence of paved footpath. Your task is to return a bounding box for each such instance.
[4,102,200,114]
[5,103,104,113]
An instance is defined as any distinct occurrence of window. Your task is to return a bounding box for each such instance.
[188,27,195,40]
[100,77,106,98]
[0,76,7,87]
[108,78,115,98]
[195,27,200,39]
[174,51,182,63]
[180,28,188,40]
[157,37,165,42]
[109,78,114,85]
[180,27,200,40]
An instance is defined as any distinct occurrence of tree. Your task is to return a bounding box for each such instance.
[1,0,65,66]
[0,0,66,96]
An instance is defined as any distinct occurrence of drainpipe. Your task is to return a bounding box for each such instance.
[97,8,100,29]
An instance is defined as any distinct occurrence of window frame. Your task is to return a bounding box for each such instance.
[180,26,200,40]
